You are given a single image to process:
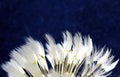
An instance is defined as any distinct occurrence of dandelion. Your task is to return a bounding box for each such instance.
[1,31,119,77]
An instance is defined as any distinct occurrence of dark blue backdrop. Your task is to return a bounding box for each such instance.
[0,0,120,77]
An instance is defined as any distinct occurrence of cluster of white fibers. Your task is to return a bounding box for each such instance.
[1,31,119,77]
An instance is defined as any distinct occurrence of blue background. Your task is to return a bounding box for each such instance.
[0,0,120,77]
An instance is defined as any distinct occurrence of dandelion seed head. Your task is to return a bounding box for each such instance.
[1,31,119,77]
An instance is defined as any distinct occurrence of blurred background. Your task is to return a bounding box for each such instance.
[0,0,120,77]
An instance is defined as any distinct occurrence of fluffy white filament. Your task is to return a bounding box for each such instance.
[1,31,119,77]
